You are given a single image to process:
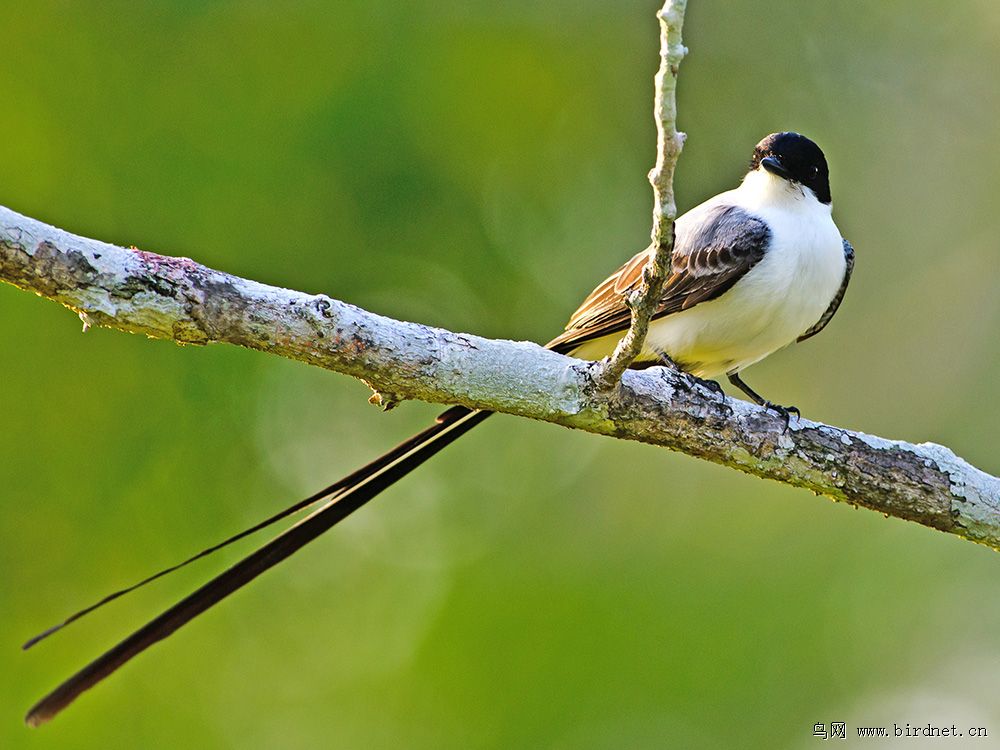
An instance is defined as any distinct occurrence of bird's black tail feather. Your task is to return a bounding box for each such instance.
[25,406,491,727]
[22,405,476,651]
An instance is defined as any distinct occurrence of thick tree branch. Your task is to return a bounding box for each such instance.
[598,0,687,387]
[2,204,999,549]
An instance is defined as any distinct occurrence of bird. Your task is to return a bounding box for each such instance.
[25,131,854,726]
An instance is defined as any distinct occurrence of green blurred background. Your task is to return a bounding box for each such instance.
[3,1,1000,747]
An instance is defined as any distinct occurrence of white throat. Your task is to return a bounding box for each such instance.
[736,167,831,215]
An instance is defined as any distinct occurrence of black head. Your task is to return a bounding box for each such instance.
[749,132,831,204]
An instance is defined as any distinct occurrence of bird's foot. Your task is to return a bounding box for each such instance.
[763,401,800,433]
[674,371,732,415]
[652,355,732,415]
[691,375,731,411]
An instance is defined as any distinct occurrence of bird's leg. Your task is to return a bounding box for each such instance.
[727,373,800,432]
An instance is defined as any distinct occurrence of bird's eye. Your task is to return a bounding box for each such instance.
[809,166,819,179]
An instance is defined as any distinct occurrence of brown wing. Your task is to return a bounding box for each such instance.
[797,238,854,343]
[547,204,770,354]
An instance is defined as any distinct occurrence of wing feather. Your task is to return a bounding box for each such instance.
[548,204,769,353]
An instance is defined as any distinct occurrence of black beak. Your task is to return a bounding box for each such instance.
[760,155,792,180]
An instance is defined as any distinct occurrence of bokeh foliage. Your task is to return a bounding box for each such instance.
[3,1,1000,747]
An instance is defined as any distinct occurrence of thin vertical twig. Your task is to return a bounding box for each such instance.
[597,0,688,388]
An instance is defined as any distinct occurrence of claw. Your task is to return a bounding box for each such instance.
[696,377,723,397]
[700,378,732,413]
[763,401,800,433]
[683,373,732,415]
[652,355,692,393]
[654,357,732,416]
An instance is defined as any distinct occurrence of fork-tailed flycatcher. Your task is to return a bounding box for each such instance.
[25,131,854,725]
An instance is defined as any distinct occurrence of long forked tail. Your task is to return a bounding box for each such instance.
[22,406,480,652]
[25,406,491,727]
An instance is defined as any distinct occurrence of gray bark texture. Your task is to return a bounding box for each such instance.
[2,203,999,550]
